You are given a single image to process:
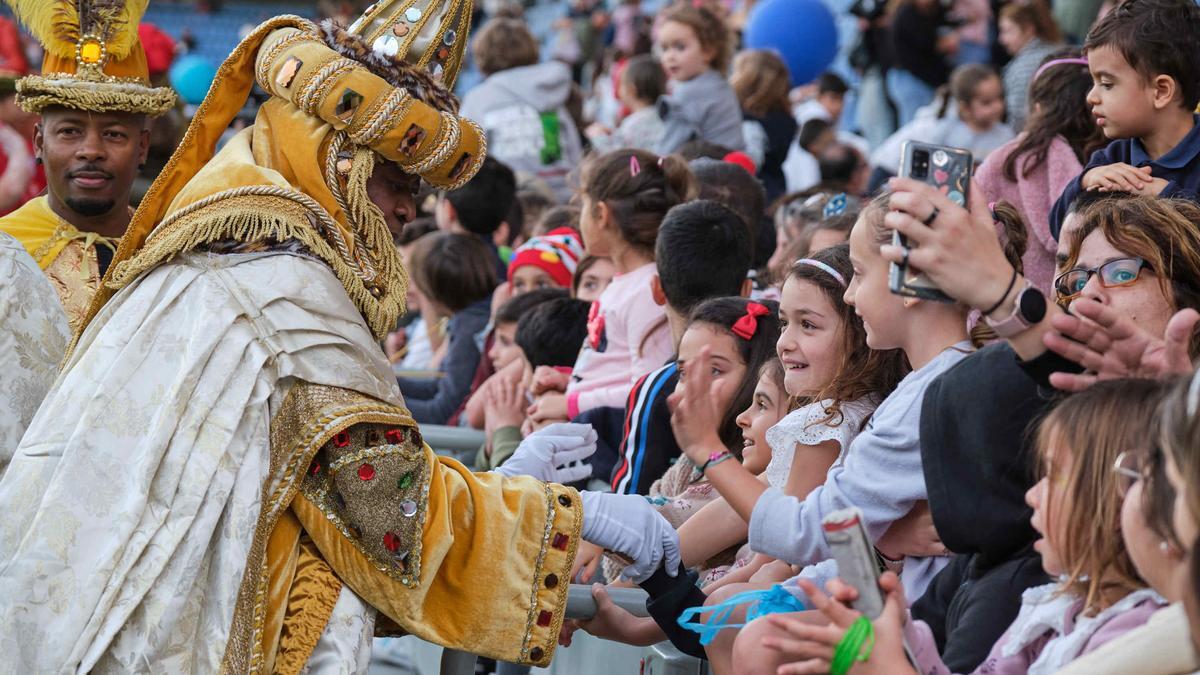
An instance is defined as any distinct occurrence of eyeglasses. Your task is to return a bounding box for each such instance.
[1054,257,1149,300]
[1112,451,1144,499]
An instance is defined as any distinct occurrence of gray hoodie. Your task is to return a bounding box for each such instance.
[460,61,583,201]
[654,70,745,154]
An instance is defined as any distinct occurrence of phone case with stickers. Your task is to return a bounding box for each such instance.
[890,141,973,302]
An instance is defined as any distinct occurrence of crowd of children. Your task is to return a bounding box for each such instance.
[379,0,1200,671]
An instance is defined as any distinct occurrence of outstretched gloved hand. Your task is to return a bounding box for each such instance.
[494,422,596,483]
[580,491,681,583]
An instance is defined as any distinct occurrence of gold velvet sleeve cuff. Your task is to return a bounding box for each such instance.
[293,421,581,667]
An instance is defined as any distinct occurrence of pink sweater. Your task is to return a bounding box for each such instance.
[905,585,1165,675]
[566,262,673,416]
[975,135,1084,292]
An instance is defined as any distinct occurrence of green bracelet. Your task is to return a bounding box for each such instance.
[830,616,875,675]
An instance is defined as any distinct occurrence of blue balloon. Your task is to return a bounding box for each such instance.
[168,55,217,105]
[744,0,839,87]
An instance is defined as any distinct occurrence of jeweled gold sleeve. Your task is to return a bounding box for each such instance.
[281,388,581,667]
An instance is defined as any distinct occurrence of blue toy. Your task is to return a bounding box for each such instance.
[743,0,839,87]
[168,55,217,105]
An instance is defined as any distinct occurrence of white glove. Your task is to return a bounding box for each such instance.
[494,422,596,483]
[581,491,681,583]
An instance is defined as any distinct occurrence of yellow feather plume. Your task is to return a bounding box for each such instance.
[4,0,150,60]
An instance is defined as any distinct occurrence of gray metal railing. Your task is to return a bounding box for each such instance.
[437,585,706,675]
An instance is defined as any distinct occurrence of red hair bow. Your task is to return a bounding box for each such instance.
[731,302,770,340]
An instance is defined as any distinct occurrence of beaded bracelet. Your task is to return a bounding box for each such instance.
[830,616,875,675]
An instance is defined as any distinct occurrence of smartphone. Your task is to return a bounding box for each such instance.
[889,141,972,303]
[822,507,885,618]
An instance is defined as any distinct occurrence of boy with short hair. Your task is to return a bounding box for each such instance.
[1048,0,1200,238]
[794,71,849,127]
[608,199,753,495]
[436,156,518,279]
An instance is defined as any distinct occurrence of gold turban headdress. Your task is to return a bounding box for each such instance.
[72,0,487,349]
[6,0,177,115]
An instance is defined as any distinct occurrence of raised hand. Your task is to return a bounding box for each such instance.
[1044,299,1199,391]
[668,345,729,466]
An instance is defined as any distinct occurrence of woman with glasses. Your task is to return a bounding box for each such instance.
[786,189,1200,672]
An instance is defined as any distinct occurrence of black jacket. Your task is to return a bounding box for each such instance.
[912,344,1079,670]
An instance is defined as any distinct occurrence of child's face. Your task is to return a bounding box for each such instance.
[1087,44,1157,140]
[1121,467,1182,599]
[488,322,523,371]
[1165,448,1198,554]
[845,215,907,350]
[962,76,1006,130]
[578,195,610,256]
[512,265,558,295]
[1026,440,1072,576]
[658,21,714,82]
[675,324,748,420]
[617,76,647,110]
[807,227,849,256]
[735,370,788,476]
[817,92,845,125]
[576,257,615,302]
[997,17,1033,56]
[777,277,843,398]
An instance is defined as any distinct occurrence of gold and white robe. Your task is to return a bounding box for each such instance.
[0,250,580,673]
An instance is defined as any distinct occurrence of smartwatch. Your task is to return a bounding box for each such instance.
[985,283,1047,338]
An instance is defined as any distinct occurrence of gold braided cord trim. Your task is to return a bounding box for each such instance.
[409,111,460,176]
[16,74,177,115]
[439,116,488,191]
[349,87,412,147]
[296,57,357,115]
[255,27,321,89]
[105,188,404,340]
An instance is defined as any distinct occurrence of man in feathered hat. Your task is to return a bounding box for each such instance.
[0,1,680,672]
[0,1,176,332]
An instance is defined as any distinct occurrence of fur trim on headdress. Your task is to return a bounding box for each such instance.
[319,19,458,115]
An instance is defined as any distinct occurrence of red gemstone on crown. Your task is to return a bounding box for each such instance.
[358,463,376,481]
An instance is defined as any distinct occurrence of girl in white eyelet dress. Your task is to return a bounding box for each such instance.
[689,245,910,594]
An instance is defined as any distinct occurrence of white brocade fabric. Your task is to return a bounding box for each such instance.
[0,231,68,472]
[763,398,876,490]
[0,251,403,673]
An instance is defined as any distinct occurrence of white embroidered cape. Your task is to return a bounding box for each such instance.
[0,251,398,673]
[0,231,68,472]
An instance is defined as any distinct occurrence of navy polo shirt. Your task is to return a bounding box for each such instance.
[1049,115,1200,239]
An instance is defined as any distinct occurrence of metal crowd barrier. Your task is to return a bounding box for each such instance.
[438,585,707,675]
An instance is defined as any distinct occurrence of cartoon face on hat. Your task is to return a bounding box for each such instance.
[507,227,585,291]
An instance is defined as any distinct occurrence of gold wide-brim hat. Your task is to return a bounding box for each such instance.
[5,0,177,116]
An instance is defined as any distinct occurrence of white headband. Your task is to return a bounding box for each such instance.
[796,258,847,287]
